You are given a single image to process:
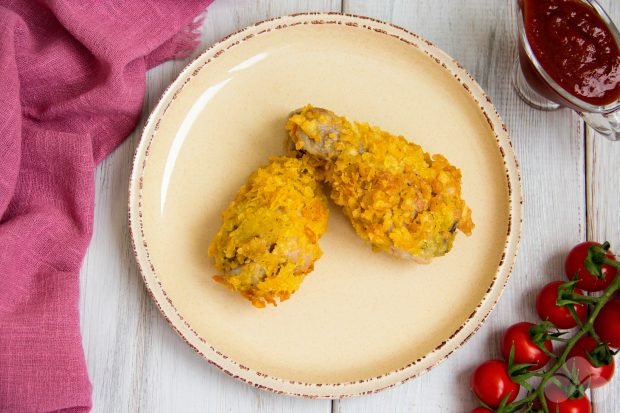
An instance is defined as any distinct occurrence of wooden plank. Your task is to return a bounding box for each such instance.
[587,131,620,413]
[337,1,586,411]
[79,1,339,412]
[587,4,619,413]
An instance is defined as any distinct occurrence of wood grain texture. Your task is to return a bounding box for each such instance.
[587,128,620,413]
[586,5,619,413]
[78,0,620,411]
[79,1,339,412]
[337,0,591,411]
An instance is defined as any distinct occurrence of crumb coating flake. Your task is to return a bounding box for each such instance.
[208,156,329,307]
[287,105,474,260]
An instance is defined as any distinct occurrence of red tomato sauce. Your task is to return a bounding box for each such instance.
[523,0,620,106]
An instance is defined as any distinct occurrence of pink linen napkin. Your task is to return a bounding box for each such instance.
[0,1,213,411]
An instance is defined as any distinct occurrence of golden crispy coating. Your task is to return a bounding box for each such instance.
[286,105,473,262]
[208,156,328,307]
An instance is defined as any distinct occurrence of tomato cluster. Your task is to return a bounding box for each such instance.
[470,242,620,413]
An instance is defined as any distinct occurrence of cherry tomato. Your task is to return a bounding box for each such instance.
[565,242,618,292]
[536,281,587,329]
[566,335,615,388]
[501,322,553,370]
[594,299,620,348]
[470,360,519,408]
[470,408,493,413]
[545,386,592,413]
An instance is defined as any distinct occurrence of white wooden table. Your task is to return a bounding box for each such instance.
[79,0,620,411]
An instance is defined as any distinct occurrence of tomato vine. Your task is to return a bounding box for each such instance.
[470,242,620,413]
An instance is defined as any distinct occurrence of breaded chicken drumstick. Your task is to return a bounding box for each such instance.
[286,105,473,263]
[209,156,329,307]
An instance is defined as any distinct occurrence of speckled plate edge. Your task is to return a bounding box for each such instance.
[128,13,523,398]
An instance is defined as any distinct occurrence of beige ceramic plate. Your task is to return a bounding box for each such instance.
[129,13,522,398]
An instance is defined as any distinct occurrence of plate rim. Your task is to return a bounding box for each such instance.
[128,12,523,398]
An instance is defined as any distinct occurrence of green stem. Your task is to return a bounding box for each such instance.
[564,295,600,305]
[584,310,603,344]
[538,390,549,413]
[567,305,584,328]
[548,336,570,343]
[603,257,620,268]
[540,345,558,360]
[504,275,620,412]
